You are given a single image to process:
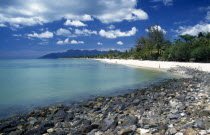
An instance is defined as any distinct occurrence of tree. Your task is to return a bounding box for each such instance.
[179,34,196,43]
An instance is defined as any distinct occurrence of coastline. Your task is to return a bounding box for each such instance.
[0,65,210,134]
[94,59,210,73]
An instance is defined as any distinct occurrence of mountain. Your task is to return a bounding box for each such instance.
[40,49,120,59]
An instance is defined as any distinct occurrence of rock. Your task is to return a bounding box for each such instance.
[180,113,185,117]
[199,130,207,135]
[199,110,210,117]
[41,121,54,128]
[101,116,116,131]
[121,115,138,127]
[72,119,83,127]
[185,128,197,135]
[47,128,54,133]
[168,124,174,128]
[0,123,11,131]
[117,125,136,135]
[8,130,25,135]
[87,129,98,135]
[169,99,179,108]
[3,127,17,133]
[175,132,183,135]
[65,113,74,121]
[166,127,177,135]
[168,113,181,119]
[136,128,150,134]
[95,131,104,135]
[29,119,37,125]
[141,118,157,128]
[195,118,210,130]
[83,124,99,133]
[53,110,66,122]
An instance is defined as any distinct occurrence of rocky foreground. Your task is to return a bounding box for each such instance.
[0,67,210,135]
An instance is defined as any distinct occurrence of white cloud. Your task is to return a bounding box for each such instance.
[56,28,73,37]
[175,23,210,35]
[124,9,149,21]
[27,31,53,39]
[98,9,148,23]
[206,11,210,21]
[57,40,64,45]
[146,25,166,34]
[71,40,84,44]
[99,27,137,38]
[55,28,97,37]
[151,0,173,6]
[57,38,84,45]
[107,25,115,30]
[0,24,6,27]
[82,14,94,21]
[75,29,97,36]
[56,38,69,45]
[64,20,87,27]
[117,41,124,45]
[97,42,103,45]
[0,0,148,26]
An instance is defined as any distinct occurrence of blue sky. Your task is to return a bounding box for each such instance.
[0,0,209,58]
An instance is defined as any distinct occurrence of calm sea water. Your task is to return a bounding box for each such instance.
[0,59,178,119]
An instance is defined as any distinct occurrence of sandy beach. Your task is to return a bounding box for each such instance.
[95,59,210,72]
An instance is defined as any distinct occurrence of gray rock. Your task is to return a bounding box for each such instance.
[168,113,181,119]
[199,110,210,117]
[117,125,136,135]
[121,115,138,127]
[29,119,37,125]
[0,123,11,131]
[101,116,116,131]
[166,127,177,135]
[83,124,99,134]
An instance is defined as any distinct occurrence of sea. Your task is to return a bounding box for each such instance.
[0,59,179,119]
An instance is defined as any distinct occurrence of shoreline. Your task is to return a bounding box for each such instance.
[94,59,210,73]
[0,67,210,134]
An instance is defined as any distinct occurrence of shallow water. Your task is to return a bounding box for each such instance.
[0,59,178,119]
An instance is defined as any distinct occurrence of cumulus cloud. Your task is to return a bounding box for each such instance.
[0,0,148,26]
[97,42,103,45]
[71,40,84,44]
[64,20,87,27]
[107,25,115,30]
[99,27,137,38]
[75,29,97,36]
[174,23,210,35]
[151,0,173,6]
[56,28,72,36]
[81,14,94,21]
[55,28,97,37]
[57,38,69,45]
[117,41,124,45]
[146,25,166,34]
[57,38,84,45]
[27,31,53,39]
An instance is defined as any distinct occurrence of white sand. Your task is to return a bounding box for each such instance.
[95,59,210,72]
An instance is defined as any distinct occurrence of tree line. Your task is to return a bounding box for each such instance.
[83,25,210,62]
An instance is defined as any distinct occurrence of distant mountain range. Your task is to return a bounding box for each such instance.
[40,49,120,59]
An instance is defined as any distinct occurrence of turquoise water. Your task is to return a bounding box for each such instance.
[0,59,177,119]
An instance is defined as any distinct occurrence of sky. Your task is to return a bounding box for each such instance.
[0,0,210,58]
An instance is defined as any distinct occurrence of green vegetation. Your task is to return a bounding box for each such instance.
[85,25,210,62]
